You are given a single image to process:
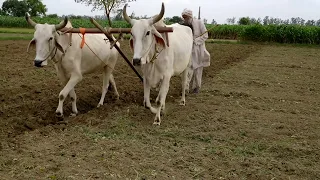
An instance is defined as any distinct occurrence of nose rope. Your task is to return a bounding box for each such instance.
[143,37,155,59]
[139,37,160,63]
[35,42,58,63]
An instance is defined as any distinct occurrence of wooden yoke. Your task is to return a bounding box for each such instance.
[60,26,174,34]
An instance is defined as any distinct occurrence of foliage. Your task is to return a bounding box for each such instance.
[1,15,320,45]
[226,17,236,25]
[74,0,136,27]
[211,19,217,25]
[238,17,251,25]
[25,0,47,16]
[207,24,245,40]
[206,24,320,44]
[239,24,320,44]
[166,16,182,24]
[46,14,58,18]
[1,0,47,17]
[1,0,28,17]
[0,15,131,28]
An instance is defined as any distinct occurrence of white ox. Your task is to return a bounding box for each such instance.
[123,3,193,125]
[26,13,120,118]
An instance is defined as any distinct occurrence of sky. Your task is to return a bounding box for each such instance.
[1,0,320,24]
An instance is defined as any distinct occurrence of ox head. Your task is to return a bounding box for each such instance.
[123,3,166,66]
[26,13,68,67]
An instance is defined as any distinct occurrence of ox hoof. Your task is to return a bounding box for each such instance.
[55,112,64,120]
[97,103,103,108]
[179,101,186,106]
[153,121,161,126]
[153,116,161,126]
[69,112,77,117]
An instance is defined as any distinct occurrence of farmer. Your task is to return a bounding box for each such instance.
[181,8,211,93]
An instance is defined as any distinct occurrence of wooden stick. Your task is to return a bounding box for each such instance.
[89,18,143,82]
[60,26,173,34]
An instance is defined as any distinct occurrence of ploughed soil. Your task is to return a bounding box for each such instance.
[0,40,319,179]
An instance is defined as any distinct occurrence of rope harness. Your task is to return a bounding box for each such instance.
[58,27,140,79]
[35,41,58,64]
[36,27,165,80]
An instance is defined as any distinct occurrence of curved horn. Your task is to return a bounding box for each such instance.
[152,2,165,24]
[123,3,132,24]
[55,16,68,30]
[25,12,37,27]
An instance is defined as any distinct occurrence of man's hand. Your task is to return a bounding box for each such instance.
[193,38,202,46]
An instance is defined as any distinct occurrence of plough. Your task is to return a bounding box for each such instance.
[60,18,174,82]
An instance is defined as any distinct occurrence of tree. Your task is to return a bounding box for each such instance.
[211,19,217,25]
[249,17,261,25]
[226,17,236,25]
[305,20,315,26]
[1,0,46,17]
[263,16,269,25]
[169,16,182,23]
[0,8,5,16]
[113,9,123,21]
[74,0,136,27]
[25,0,47,16]
[47,13,58,18]
[238,17,250,25]
[1,0,28,17]
[203,18,208,24]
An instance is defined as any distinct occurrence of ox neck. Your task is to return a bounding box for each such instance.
[148,40,156,61]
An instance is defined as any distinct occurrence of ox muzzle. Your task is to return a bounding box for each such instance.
[34,60,47,67]
[34,60,43,67]
[133,58,141,66]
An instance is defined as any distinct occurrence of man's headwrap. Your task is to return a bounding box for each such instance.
[182,8,193,18]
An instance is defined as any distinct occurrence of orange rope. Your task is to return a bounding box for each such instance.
[79,28,86,48]
[76,33,139,79]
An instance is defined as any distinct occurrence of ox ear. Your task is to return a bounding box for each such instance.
[27,38,36,52]
[152,28,166,49]
[55,39,65,54]
[54,34,66,54]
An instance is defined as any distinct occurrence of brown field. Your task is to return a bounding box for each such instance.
[0,40,319,180]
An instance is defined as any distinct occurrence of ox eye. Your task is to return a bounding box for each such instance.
[146,31,150,36]
[49,37,53,41]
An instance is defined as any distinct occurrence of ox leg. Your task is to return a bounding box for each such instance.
[98,66,113,107]
[153,76,171,126]
[56,74,82,118]
[186,67,194,94]
[69,88,78,117]
[109,74,119,100]
[180,68,188,106]
[143,79,157,114]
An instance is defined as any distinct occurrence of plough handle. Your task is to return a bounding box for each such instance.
[90,18,143,83]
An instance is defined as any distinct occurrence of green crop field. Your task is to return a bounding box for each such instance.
[1,16,320,44]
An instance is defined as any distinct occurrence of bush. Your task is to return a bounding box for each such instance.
[206,24,320,44]
[0,15,131,28]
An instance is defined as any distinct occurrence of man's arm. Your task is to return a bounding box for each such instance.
[194,20,208,45]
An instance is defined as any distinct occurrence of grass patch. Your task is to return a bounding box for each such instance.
[0,35,33,40]
[0,27,34,34]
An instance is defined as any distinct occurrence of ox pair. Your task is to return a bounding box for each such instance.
[26,2,193,126]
